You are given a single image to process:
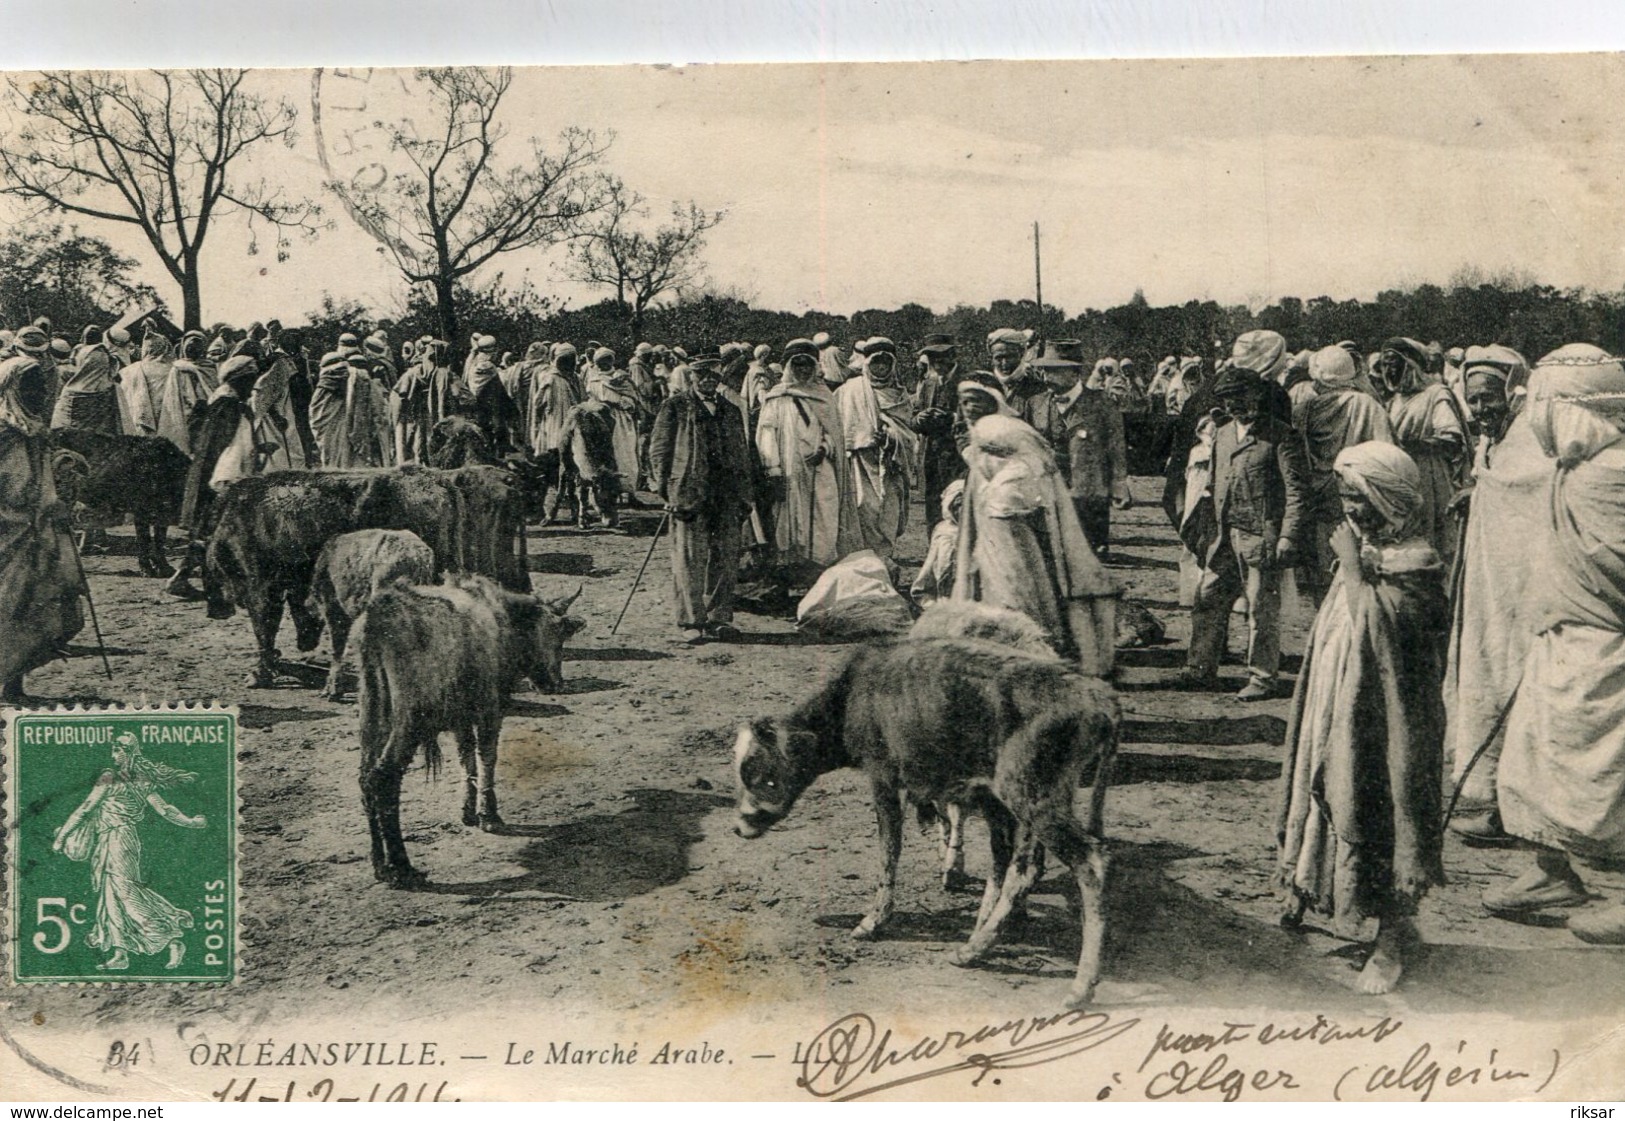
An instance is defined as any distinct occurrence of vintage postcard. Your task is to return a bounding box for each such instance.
[1,54,1624,1102]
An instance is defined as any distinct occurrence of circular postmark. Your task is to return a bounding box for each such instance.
[310,67,419,256]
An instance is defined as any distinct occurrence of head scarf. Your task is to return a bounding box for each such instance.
[1525,343,1625,467]
[140,332,174,362]
[0,355,46,435]
[1308,344,1359,389]
[1379,337,1430,395]
[858,338,898,386]
[1231,330,1289,383]
[956,373,1011,416]
[1333,441,1426,540]
[1462,344,1530,394]
[783,342,819,384]
[753,344,771,361]
[987,328,1029,357]
[592,346,615,365]
[551,342,577,362]
[14,326,47,355]
[969,412,1056,470]
[218,355,260,398]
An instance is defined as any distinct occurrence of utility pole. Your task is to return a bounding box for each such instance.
[1033,221,1044,341]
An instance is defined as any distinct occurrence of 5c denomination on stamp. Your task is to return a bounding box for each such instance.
[5,706,239,984]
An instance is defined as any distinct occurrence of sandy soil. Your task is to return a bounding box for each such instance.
[10,476,1624,1040]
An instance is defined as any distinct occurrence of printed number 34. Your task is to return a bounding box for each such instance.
[34,898,87,953]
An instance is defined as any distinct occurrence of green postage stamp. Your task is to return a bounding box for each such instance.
[5,707,238,984]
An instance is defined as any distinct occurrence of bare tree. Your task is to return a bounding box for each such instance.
[0,69,321,331]
[567,178,725,339]
[324,67,608,347]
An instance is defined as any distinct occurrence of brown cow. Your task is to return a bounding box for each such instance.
[51,428,190,576]
[307,529,437,700]
[203,465,529,686]
[354,574,585,887]
[734,638,1119,1008]
[907,602,1059,888]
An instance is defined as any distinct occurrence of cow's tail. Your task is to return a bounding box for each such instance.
[357,629,391,775]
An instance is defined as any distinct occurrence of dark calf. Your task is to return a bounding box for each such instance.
[734,638,1119,1008]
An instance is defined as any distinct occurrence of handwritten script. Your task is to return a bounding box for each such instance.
[795,1009,1140,1100]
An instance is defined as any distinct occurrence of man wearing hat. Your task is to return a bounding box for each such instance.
[465,333,522,451]
[1181,358,1310,700]
[364,331,396,386]
[167,355,272,598]
[649,350,752,643]
[12,326,58,420]
[837,337,920,560]
[1037,346,1131,556]
[913,332,967,519]
[52,325,122,436]
[740,343,776,430]
[813,332,849,390]
[106,325,133,368]
[988,327,1068,466]
[628,341,665,415]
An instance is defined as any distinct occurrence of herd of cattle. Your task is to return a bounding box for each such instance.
[55,423,1122,1007]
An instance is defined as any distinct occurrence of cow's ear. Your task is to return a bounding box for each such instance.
[562,616,586,637]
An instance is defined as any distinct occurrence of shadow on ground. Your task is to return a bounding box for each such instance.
[528,552,597,577]
[239,702,343,729]
[1123,714,1287,749]
[1115,749,1281,784]
[423,787,732,901]
[567,646,672,662]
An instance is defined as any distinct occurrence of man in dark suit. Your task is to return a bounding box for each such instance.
[911,332,966,521]
[1180,365,1310,700]
[649,350,753,644]
[1034,350,1131,556]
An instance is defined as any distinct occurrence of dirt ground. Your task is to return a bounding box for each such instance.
[8,473,1624,1087]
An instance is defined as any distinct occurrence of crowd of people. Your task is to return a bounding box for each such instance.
[1,303,1622,998]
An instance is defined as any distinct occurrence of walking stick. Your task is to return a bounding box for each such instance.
[63,528,114,681]
[1444,678,1520,826]
[611,510,670,636]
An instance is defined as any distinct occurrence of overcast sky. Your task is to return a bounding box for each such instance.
[5,54,1622,327]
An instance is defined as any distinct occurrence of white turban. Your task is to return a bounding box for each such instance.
[1333,441,1425,535]
[1308,345,1358,388]
[1231,330,1289,382]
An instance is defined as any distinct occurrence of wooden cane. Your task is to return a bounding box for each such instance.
[611,511,670,636]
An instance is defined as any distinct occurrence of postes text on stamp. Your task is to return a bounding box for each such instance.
[6,707,238,984]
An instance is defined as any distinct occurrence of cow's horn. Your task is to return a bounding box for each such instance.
[547,583,584,614]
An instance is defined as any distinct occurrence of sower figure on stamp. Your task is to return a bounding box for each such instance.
[1180,359,1310,701]
[649,350,752,644]
[53,731,207,972]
